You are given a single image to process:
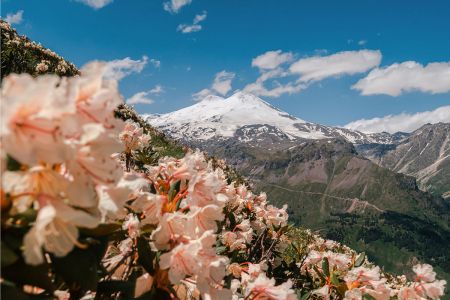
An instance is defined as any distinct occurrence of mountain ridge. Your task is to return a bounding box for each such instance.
[146,92,449,198]
[357,122,450,198]
[145,92,410,145]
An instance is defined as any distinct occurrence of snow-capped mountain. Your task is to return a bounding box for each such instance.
[145,92,403,145]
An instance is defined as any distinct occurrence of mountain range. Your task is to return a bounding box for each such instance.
[148,92,409,145]
[145,92,450,280]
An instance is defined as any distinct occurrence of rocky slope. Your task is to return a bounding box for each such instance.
[357,123,450,199]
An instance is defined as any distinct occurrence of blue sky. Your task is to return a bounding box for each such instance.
[2,0,450,132]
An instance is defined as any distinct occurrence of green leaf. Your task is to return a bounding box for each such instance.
[52,239,107,293]
[137,287,171,300]
[313,265,326,282]
[228,212,237,229]
[1,282,29,300]
[1,242,18,267]
[97,280,135,298]
[355,252,365,267]
[168,180,181,202]
[80,223,121,237]
[216,246,227,255]
[362,294,377,300]
[223,275,233,289]
[137,237,155,274]
[2,259,54,292]
[322,257,330,277]
[330,272,340,286]
[300,291,311,300]
[6,155,21,171]
[9,208,37,226]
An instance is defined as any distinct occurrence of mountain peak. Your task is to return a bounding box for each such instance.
[231,91,264,101]
[227,91,274,107]
[199,94,225,102]
[146,92,401,144]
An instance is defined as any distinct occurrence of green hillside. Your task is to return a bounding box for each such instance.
[204,138,450,284]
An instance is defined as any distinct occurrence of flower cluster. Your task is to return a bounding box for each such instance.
[1,62,124,265]
[298,235,446,300]
[119,121,151,171]
[119,121,151,154]
[95,149,296,298]
[1,20,78,78]
[130,152,231,298]
[1,64,447,299]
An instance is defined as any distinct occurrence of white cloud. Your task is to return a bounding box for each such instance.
[177,11,207,33]
[193,12,207,23]
[76,0,113,9]
[177,24,202,33]
[149,85,164,94]
[163,0,192,13]
[290,50,382,82]
[126,85,163,105]
[243,49,382,98]
[243,68,304,97]
[252,50,293,70]
[244,80,304,98]
[192,88,212,101]
[126,91,154,105]
[344,105,450,133]
[192,70,235,101]
[104,56,149,81]
[358,40,367,46]
[4,10,24,25]
[150,59,161,68]
[243,51,300,98]
[352,61,450,96]
[211,70,235,95]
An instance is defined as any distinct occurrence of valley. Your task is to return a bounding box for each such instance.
[146,92,450,280]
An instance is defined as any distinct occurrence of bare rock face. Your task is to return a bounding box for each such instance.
[357,123,450,199]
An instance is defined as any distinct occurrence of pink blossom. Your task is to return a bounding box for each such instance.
[159,239,201,283]
[228,263,243,278]
[131,192,164,225]
[421,280,447,299]
[134,273,153,298]
[1,74,74,165]
[2,166,68,214]
[344,266,381,286]
[188,204,224,237]
[119,121,149,152]
[150,212,187,250]
[122,213,140,238]
[103,238,133,271]
[413,264,437,283]
[23,200,99,265]
[172,151,209,180]
[313,285,330,300]
[98,172,149,221]
[244,272,296,300]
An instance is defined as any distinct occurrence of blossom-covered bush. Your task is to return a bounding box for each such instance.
[1,20,79,80]
[0,63,447,298]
